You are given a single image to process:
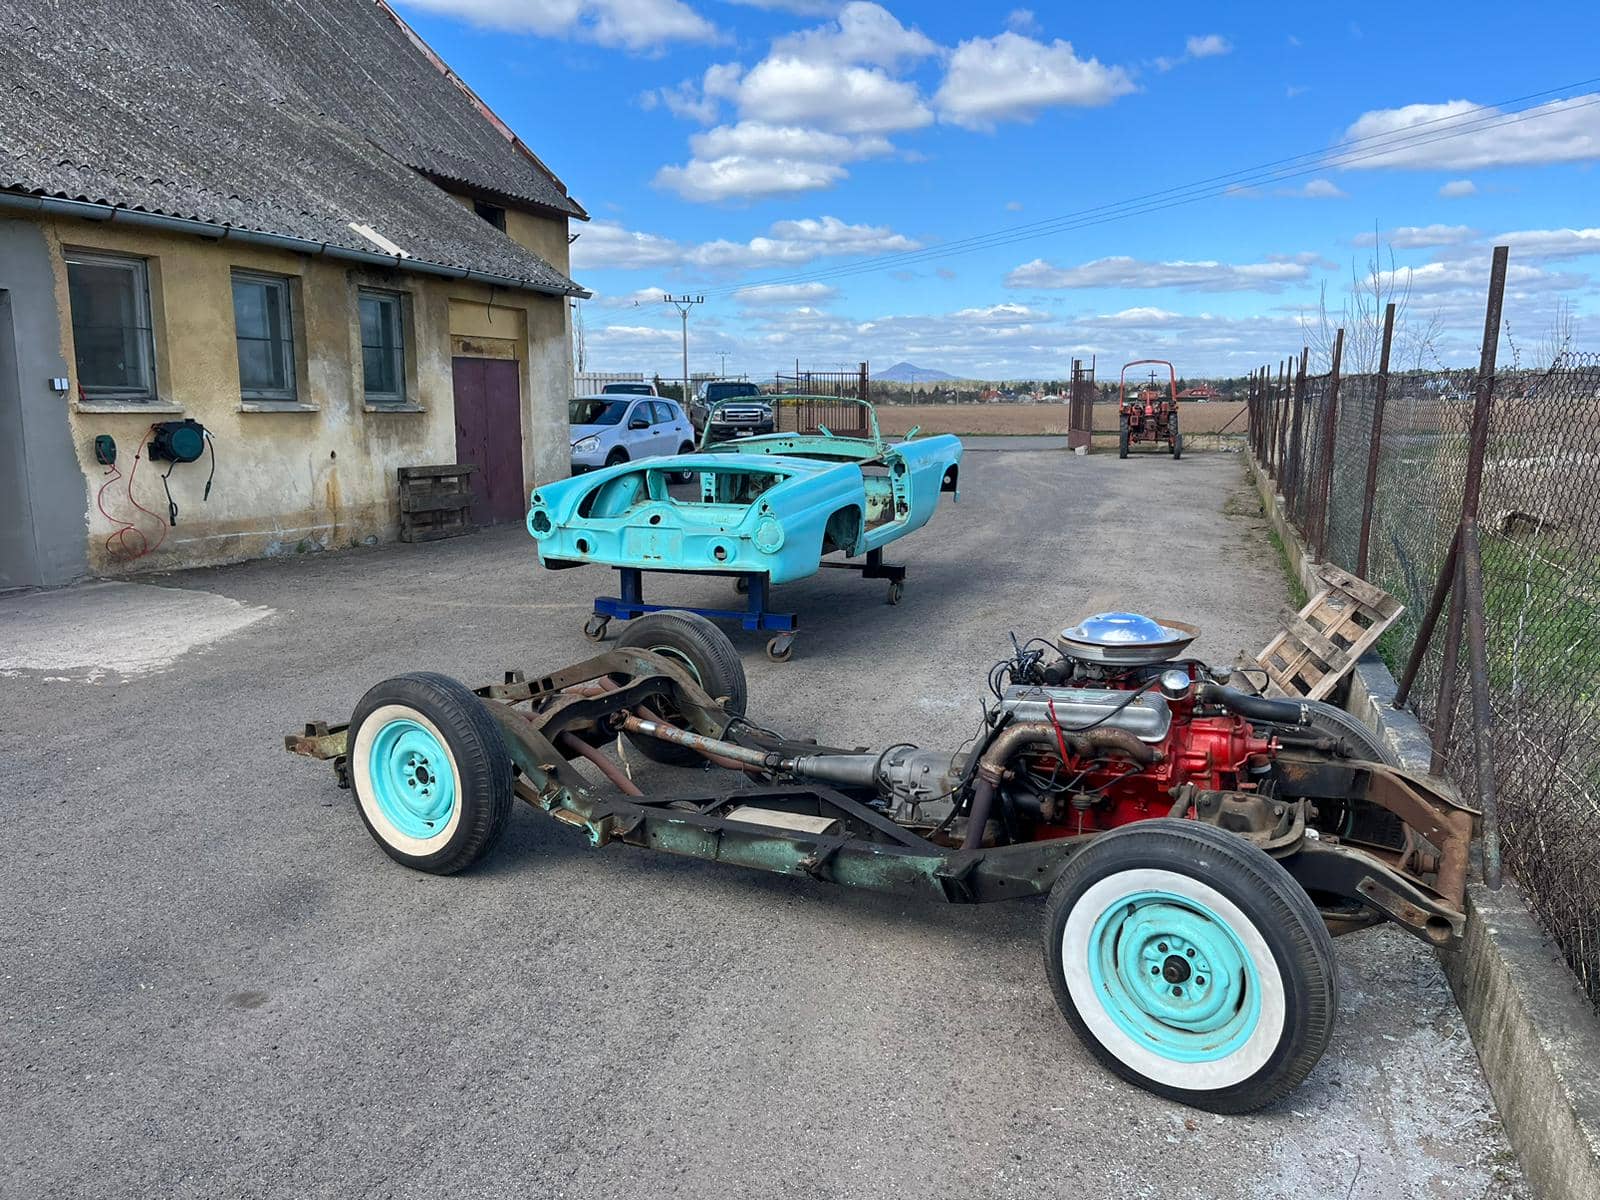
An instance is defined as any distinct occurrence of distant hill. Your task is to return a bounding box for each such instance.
[876,361,958,383]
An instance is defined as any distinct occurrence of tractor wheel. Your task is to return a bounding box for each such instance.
[1043,819,1337,1113]
[1171,426,1183,460]
[1118,418,1130,459]
[617,611,748,765]
[346,673,514,875]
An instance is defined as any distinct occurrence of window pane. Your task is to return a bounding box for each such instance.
[363,345,394,395]
[360,292,404,401]
[233,275,295,398]
[359,295,384,348]
[237,340,278,390]
[232,279,268,339]
[67,257,154,398]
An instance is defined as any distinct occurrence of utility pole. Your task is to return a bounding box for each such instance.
[664,295,704,405]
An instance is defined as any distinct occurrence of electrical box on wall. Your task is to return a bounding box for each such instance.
[50,377,70,393]
[93,435,116,466]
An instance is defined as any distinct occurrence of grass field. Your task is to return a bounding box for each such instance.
[874,401,1248,437]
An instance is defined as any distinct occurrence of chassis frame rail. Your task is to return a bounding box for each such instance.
[285,648,1470,944]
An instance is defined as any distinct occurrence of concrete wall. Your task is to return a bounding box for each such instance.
[0,219,89,588]
[20,212,572,576]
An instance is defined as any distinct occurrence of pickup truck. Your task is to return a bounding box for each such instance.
[528,397,961,585]
[689,381,774,442]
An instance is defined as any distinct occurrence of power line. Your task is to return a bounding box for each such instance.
[695,79,1600,299]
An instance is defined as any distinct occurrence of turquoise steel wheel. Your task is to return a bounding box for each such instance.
[1044,820,1337,1113]
[346,673,513,875]
[366,718,457,840]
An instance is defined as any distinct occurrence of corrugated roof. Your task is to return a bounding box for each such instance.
[0,0,586,295]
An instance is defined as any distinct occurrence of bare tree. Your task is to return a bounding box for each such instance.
[1537,296,1579,370]
[1299,227,1438,374]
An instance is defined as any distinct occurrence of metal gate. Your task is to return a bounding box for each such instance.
[1068,357,1096,450]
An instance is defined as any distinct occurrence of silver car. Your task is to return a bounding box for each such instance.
[569,395,695,473]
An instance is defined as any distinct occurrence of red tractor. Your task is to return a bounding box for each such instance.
[1119,359,1182,460]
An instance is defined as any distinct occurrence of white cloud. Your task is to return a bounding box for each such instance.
[1439,178,1477,197]
[589,324,682,345]
[1352,224,1476,249]
[1156,32,1232,71]
[399,0,719,52]
[572,215,920,272]
[1097,307,1184,323]
[948,303,1054,325]
[1340,95,1600,170]
[725,0,839,13]
[653,14,934,203]
[730,56,932,134]
[1493,227,1600,261]
[572,222,685,270]
[1186,34,1232,58]
[1006,9,1041,35]
[770,2,937,69]
[644,80,721,123]
[654,156,847,202]
[935,32,1135,129]
[1388,260,1572,295]
[1277,178,1347,198]
[594,285,677,308]
[1006,254,1314,292]
[734,282,839,305]
[688,121,891,162]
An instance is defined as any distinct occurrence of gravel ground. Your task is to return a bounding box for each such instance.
[1,449,1527,1199]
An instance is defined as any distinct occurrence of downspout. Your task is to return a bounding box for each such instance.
[0,192,588,299]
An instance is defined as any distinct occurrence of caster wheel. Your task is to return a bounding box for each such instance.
[765,634,795,663]
[886,581,904,606]
[582,616,610,642]
[734,576,750,595]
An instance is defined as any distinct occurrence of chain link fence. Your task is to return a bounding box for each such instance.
[1253,331,1600,1008]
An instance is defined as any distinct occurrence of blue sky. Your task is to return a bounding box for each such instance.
[397,0,1599,378]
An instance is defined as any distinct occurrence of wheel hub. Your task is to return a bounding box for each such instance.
[369,718,457,839]
[1087,890,1261,1063]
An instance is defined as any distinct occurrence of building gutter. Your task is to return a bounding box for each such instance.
[0,191,589,299]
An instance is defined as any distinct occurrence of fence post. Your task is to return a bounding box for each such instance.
[857,361,869,403]
[1285,349,1304,510]
[1459,246,1510,888]
[1312,329,1345,560]
[1273,359,1288,478]
[1355,302,1397,577]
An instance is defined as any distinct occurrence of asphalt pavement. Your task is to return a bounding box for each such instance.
[1,448,1527,1199]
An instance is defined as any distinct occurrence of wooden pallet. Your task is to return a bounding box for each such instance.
[398,464,477,543]
[1255,564,1404,700]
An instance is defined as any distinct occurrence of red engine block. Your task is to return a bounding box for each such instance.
[1026,704,1277,838]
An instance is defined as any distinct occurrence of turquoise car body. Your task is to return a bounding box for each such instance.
[527,400,961,585]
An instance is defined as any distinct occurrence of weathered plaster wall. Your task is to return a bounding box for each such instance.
[0,218,89,588]
[503,208,572,277]
[32,214,571,576]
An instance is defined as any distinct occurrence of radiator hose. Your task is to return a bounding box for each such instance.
[1195,682,1308,726]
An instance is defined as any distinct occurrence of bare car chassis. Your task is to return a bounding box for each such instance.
[287,617,1473,1113]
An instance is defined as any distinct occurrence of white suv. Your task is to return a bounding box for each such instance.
[569,395,695,473]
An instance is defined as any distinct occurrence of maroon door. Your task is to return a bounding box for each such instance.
[452,357,524,525]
